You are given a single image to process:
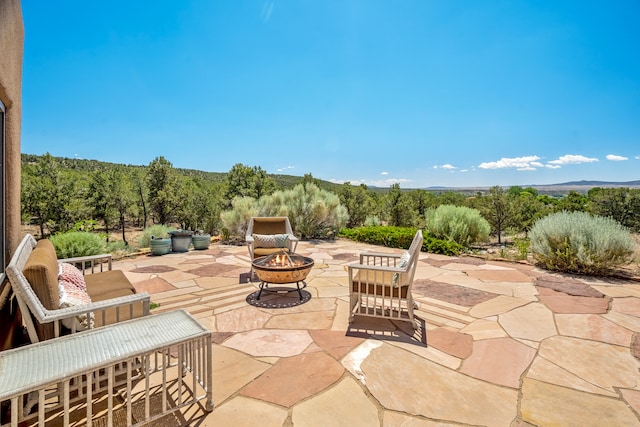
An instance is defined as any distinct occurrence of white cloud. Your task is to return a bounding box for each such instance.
[433,164,457,170]
[546,164,561,169]
[276,165,295,172]
[478,155,541,170]
[636,155,640,160]
[606,154,628,161]
[547,154,598,165]
[380,171,389,175]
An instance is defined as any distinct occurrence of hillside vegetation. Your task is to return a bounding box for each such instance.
[21,153,640,276]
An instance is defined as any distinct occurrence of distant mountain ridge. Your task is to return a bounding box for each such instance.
[550,179,640,187]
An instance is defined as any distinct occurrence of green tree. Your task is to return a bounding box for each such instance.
[224,163,276,202]
[555,191,587,212]
[436,191,467,207]
[21,153,74,237]
[146,156,180,224]
[588,187,640,232]
[385,184,416,227]
[88,169,118,240]
[512,191,548,234]
[479,185,514,244]
[131,168,149,228]
[109,167,135,245]
[408,189,438,226]
[338,182,375,228]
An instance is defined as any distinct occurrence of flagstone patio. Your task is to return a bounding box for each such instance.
[108,238,640,426]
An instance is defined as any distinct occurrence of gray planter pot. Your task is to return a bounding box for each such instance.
[169,230,193,252]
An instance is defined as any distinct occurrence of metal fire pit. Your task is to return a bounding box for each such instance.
[252,251,314,300]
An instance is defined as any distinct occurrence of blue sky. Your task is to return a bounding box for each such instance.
[20,1,640,188]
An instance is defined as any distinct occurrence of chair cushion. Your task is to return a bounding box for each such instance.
[352,270,409,298]
[23,240,60,311]
[85,270,145,327]
[253,233,290,248]
[252,218,287,235]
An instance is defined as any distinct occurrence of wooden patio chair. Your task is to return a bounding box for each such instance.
[348,229,423,327]
[246,216,299,260]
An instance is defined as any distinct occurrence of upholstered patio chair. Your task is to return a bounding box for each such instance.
[246,216,299,260]
[348,229,423,327]
[6,234,150,343]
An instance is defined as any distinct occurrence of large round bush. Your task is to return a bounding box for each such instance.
[529,211,635,275]
[425,205,490,247]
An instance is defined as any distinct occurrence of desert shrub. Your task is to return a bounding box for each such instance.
[219,196,259,240]
[514,236,530,260]
[529,211,635,275]
[364,215,382,226]
[258,183,349,239]
[50,231,106,259]
[220,184,349,240]
[422,237,464,256]
[425,205,490,247]
[339,226,464,255]
[137,224,176,248]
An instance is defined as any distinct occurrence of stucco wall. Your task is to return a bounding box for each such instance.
[0,0,24,262]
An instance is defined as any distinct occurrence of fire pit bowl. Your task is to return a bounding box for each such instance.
[251,251,314,300]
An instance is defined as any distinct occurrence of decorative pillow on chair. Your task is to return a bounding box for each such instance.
[59,262,87,290]
[253,233,290,248]
[58,263,94,331]
[392,251,412,287]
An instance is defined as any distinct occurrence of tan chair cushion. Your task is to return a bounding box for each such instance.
[352,270,409,298]
[252,218,287,235]
[85,270,144,327]
[23,239,60,310]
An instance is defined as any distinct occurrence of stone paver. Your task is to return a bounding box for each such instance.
[291,377,379,427]
[363,343,518,426]
[521,379,640,427]
[460,337,537,388]
[79,238,640,426]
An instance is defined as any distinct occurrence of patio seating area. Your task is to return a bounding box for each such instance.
[13,238,640,426]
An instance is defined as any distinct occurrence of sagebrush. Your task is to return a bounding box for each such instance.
[529,211,635,275]
[50,231,106,259]
[425,205,490,247]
